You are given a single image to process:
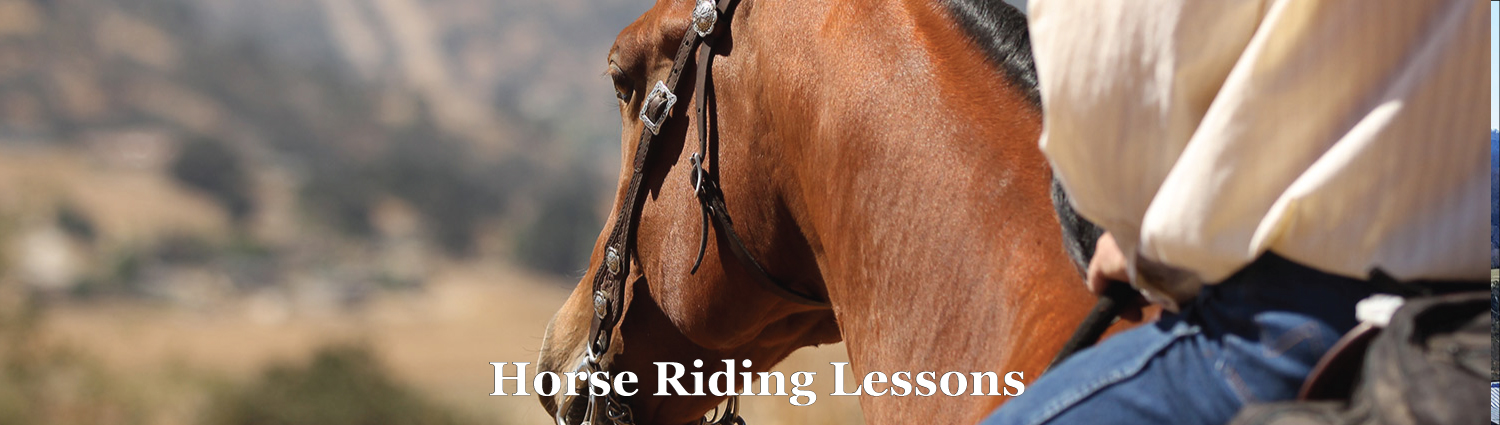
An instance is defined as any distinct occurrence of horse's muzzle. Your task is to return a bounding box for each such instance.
[539,356,592,425]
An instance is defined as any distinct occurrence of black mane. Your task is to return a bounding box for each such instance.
[942,0,1039,108]
[943,1,1101,275]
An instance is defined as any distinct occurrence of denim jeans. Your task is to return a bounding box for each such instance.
[982,254,1376,425]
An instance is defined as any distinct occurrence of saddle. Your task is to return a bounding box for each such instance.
[1229,291,1490,425]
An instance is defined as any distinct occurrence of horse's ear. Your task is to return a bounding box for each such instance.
[1050,177,1101,278]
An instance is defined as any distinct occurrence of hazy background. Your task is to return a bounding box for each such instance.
[0,0,856,423]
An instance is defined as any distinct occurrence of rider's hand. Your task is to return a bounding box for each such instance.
[1085,232,1130,296]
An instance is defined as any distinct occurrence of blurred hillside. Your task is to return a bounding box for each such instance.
[0,0,652,308]
[0,0,647,423]
[0,1,871,424]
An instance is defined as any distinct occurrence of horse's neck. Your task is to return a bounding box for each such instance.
[782,69,1098,425]
[803,152,1095,420]
[750,3,1100,420]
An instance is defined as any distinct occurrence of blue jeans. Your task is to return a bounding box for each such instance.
[983,254,1376,425]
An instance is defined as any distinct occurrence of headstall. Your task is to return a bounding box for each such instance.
[575,0,830,423]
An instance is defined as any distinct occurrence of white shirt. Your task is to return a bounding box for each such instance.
[1027,0,1488,307]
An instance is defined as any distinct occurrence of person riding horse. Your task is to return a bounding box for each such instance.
[984,1,1488,424]
[536,0,1486,424]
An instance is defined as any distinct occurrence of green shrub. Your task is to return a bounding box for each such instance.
[204,344,483,425]
[171,138,255,223]
[515,170,601,277]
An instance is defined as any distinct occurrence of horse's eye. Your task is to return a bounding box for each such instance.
[609,63,632,103]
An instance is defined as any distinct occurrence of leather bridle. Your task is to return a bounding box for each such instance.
[574,0,829,424]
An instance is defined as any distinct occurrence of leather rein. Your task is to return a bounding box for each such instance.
[577,0,828,423]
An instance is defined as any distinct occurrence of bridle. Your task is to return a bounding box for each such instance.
[574,0,830,424]
[572,2,1132,424]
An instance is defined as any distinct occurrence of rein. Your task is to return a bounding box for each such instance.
[578,0,827,423]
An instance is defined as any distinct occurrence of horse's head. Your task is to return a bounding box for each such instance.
[538,0,841,423]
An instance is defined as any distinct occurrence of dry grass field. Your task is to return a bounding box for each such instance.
[33,261,864,425]
[0,0,877,422]
[0,145,863,424]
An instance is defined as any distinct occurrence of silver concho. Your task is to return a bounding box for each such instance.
[604,246,622,276]
[692,0,717,37]
[593,290,609,318]
[639,81,676,135]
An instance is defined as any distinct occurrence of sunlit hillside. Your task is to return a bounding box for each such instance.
[0,0,870,423]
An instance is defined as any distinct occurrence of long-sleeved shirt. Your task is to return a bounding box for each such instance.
[1027,0,1488,309]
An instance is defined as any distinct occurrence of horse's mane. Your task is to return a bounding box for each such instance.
[1050,178,1102,277]
[942,0,1039,108]
[943,0,1101,276]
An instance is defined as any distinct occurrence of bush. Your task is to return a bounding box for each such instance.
[376,136,505,257]
[171,138,255,223]
[515,173,601,277]
[204,344,483,425]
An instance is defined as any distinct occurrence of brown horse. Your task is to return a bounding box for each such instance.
[538,0,1138,424]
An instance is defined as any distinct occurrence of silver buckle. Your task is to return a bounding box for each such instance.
[692,0,717,37]
[639,81,676,135]
[689,153,705,195]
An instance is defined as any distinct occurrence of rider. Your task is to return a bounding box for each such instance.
[984,1,1487,424]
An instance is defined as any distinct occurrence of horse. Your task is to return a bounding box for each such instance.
[537,0,1141,423]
